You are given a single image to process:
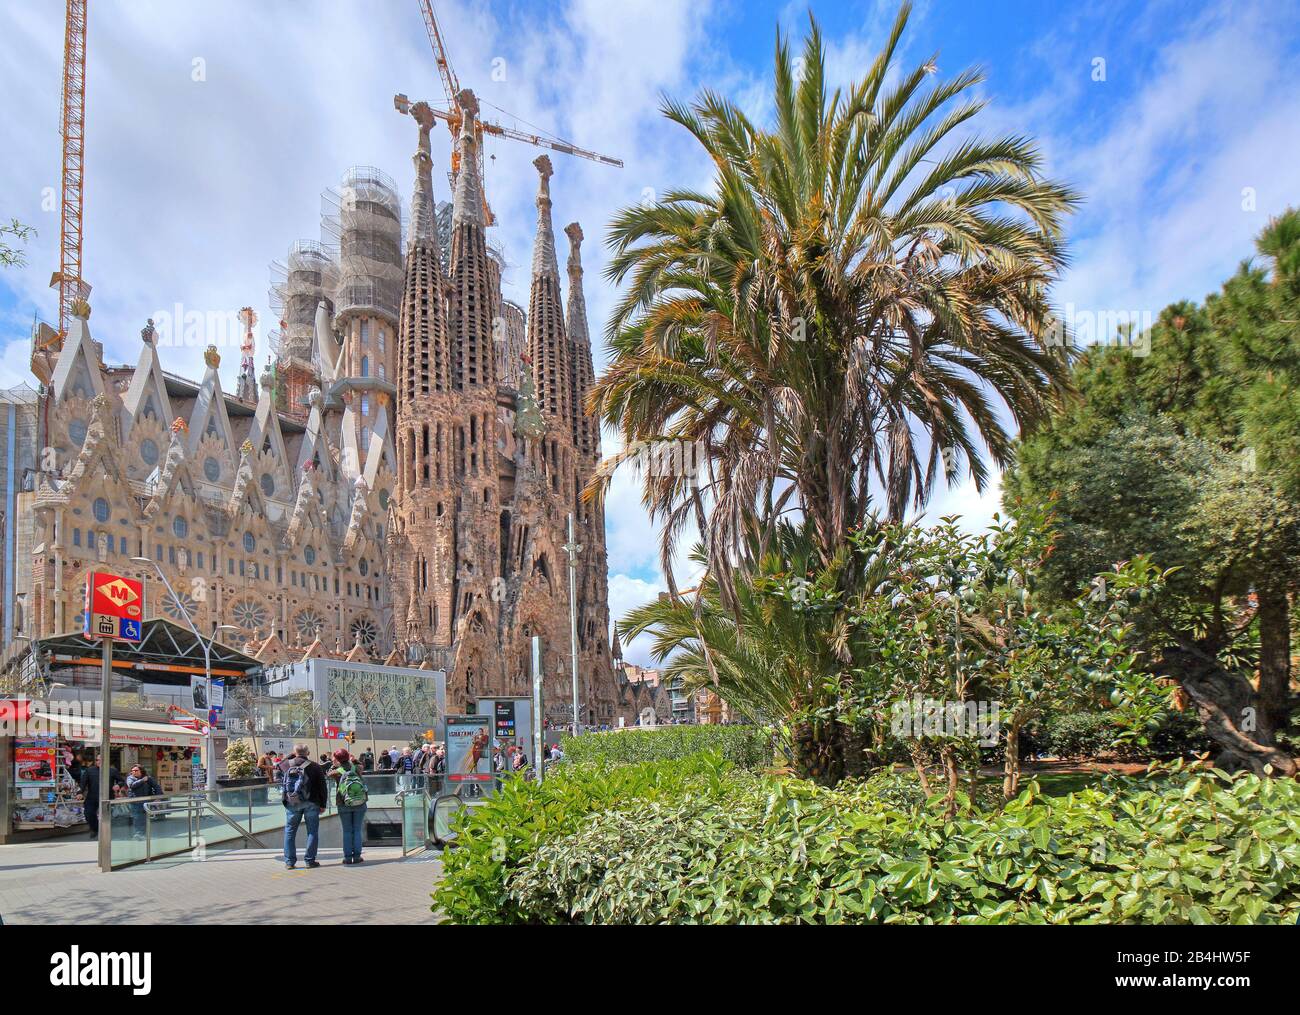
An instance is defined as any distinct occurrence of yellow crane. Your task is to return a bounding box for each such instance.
[398,0,622,225]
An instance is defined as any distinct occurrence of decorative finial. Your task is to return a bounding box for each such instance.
[204,344,221,369]
[170,416,188,435]
[240,438,254,457]
[71,298,91,320]
[141,319,156,345]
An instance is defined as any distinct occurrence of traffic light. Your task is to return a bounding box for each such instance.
[346,730,355,745]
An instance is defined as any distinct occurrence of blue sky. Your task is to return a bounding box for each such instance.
[3,0,1299,665]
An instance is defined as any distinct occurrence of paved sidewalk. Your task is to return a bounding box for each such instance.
[0,836,442,924]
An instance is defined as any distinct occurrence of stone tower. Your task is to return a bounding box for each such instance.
[389,90,618,723]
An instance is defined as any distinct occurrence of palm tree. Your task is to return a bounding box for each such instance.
[619,521,865,783]
[589,3,1078,604]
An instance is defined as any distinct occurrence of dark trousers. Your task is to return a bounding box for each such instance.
[84,800,100,837]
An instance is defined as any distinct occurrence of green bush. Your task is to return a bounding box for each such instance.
[1024,712,1120,759]
[560,724,773,770]
[430,752,737,924]
[501,764,1300,924]
[1023,710,1215,761]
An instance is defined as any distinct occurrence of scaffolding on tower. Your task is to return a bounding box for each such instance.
[322,166,403,327]
[268,240,338,419]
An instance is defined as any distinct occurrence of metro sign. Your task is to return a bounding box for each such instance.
[84,570,145,643]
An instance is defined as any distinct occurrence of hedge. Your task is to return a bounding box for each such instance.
[559,724,773,769]
[435,755,1300,924]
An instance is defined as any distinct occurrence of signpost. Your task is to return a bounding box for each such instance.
[84,571,145,873]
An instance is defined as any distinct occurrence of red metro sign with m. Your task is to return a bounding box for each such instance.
[84,571,145,643]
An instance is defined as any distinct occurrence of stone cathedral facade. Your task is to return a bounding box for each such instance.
[388,92,617,723]
[20,88,620,727]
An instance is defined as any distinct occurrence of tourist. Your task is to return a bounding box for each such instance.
[512,745,529,772]
[359,747,374,772]
[78,754,124,840]
[125,765,161,840]
[377,749,393,772]
[432,744,446,775]
[281,744,327,870]
[257,750,274,782]
[388,745,400,768]
[327,748,369,865]
[397,747,417,791]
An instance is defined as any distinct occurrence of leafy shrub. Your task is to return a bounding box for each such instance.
[1023,710,1214,761]
[223,738,259,780]
[855,767,1005,813]
[1024,712,1120,759]
[500,763,1300,924]
[431,752,737,924]
[560,725,773,770]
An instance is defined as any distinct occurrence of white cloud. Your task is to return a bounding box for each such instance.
[607,572,664,667]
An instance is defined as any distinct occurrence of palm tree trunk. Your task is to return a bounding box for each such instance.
[791,718,846,787]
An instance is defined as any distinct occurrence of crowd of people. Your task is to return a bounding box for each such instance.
[259,739,566,870]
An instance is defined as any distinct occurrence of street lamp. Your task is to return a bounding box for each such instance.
[131,556,237,791]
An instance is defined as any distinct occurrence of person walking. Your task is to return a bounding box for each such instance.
[359,747,374,772]
[327,748,369,865]
[124,764,161,840]
[281,744,327,870]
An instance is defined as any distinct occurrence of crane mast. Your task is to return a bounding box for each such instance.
[50,0,90,352]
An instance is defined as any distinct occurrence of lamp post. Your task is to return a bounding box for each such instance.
[131,557,236,791]
[562,513,583,739]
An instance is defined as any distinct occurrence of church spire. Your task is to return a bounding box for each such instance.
[526,155,569,425]
[531,155,558,279]
[408,101,440,251]
[451,89,485,231]
[565,222,598,463]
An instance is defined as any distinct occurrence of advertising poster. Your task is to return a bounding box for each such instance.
[494,700,516,742]
[14,737,57,787]
[445,715,492,783]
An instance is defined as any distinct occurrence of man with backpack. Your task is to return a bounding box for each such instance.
[327,748,369,865]
[281,744,327,869]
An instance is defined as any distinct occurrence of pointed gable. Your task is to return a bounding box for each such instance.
[121,320,175,440]
[50,314,108,405]
[186,347,238,463]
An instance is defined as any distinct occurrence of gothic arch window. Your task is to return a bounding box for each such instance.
[360,355,369,378]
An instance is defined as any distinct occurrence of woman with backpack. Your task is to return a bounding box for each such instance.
[328,749,369,865]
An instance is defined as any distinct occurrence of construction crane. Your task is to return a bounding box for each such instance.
[399,0,622,225]
[48,0,90,354]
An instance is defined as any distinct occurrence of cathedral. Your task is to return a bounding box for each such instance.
[20,87,620,728]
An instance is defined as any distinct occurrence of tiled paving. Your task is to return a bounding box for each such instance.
[0,836,443,924]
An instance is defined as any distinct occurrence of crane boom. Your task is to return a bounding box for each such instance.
[49,0,90,352]
[406,0,622,224]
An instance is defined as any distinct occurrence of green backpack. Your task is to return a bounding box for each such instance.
[337,765,368,807]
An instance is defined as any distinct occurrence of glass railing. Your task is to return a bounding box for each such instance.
[398,790,429,856]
